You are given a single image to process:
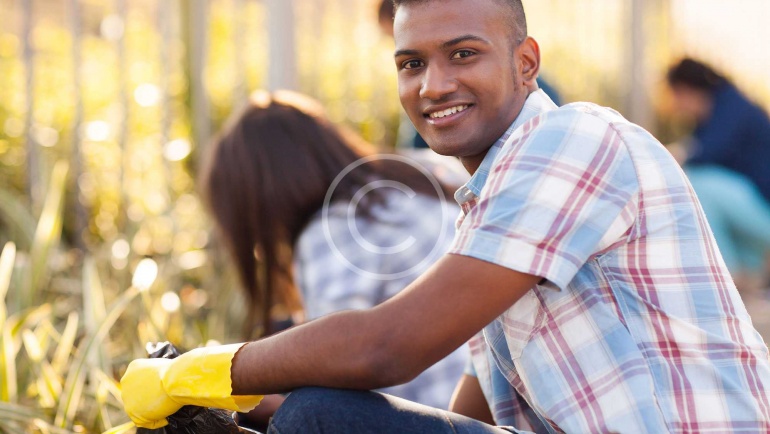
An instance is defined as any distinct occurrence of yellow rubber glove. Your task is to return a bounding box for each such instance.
[120,343,263,429]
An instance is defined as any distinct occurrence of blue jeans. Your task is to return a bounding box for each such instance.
[266,387,518,434]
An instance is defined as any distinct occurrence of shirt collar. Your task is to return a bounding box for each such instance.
[454,89,558,204]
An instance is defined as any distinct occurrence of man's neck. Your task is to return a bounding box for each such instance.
[459,151,489,176]
[459,89,539,176]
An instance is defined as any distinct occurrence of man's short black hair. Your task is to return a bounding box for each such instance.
[667,58,727,94]
[392,0,528,44]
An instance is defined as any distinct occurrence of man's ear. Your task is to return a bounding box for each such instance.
[517,37,540,87]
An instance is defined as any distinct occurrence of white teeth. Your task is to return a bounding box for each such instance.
[429,105,469,119]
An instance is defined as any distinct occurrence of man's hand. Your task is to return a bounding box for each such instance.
[120,343,264,428]
[120,358,180,428]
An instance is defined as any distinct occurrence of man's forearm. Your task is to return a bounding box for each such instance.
[231,308,398,395]
[230,255,540,397]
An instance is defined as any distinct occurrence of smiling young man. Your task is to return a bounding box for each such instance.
[120,0,770,432]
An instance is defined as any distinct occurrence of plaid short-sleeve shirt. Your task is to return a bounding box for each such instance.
[451,90,770,433]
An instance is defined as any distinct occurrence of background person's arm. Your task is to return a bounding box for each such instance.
[231,253,540,395]
[449,374,495,424]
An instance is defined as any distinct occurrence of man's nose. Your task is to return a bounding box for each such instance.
[419,64,458,100]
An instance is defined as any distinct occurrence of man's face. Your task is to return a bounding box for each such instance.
[394,0,530,162]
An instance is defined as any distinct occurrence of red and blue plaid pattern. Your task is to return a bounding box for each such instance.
[452,90,770,433]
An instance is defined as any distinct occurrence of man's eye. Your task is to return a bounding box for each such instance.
[402,60,424,70]
[451,50,475,60]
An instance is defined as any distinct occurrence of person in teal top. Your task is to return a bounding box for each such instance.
[668,58,770,287]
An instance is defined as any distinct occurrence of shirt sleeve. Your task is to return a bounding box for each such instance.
[450,109,640,289]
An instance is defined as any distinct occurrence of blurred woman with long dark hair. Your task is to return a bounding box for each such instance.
[199,90,466,419]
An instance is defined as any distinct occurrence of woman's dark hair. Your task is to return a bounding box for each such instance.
[200,91,451,338]
[667,58,727,93]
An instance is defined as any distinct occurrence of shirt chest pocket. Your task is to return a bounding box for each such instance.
[484,290,546,365]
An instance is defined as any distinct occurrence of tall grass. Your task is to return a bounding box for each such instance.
[0,162,248,433]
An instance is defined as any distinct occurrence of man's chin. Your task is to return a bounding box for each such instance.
[424,143,457,157]
[423,138,476,158]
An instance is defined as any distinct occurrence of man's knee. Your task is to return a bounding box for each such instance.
[268,387,375,433]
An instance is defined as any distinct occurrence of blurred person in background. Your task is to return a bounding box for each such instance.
[667,58,770,200]
[198,90,466,430]
[684,166,770,291]
[667,58,770,289]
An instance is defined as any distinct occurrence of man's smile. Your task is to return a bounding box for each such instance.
[424,104,474,126]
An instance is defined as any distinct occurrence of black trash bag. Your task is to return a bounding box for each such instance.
[135,342,255,434]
